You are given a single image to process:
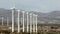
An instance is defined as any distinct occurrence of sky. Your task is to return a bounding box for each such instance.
[0,0,60,13]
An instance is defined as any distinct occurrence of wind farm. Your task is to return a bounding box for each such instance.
[0,0,60,34]
[0,7,38,34]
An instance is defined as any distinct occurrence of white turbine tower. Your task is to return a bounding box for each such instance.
[33,14,35,32]
[26,12,29,32]
[17,10,20,33]
[30,13,32,33]
[2,17,4,26]
[7,17,9,26]
[35,15,38,33]
[22,11,25,32]
[11,7,15,32]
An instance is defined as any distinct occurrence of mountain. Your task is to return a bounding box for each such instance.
[41,11,60,24]
[0,8,60,24]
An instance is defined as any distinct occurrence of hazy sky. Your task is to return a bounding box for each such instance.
[0,0,60,13]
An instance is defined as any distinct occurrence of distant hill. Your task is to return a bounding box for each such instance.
[0,8,60,24]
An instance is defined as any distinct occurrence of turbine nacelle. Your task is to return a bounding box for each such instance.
[26,12,28,14]
[10,6,17,10]
[30,13,32,16]
[22,11,25,13]
[17,10,20,12]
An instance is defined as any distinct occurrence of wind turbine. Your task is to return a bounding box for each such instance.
[2,17,4,26]
[35,15,38,33]
[10,6,15,32]
[26,12,29,32]
[22,11,25,32]
[17,10,20,33]
[30,13,33,33]
[7,17,9,26]
[33,14,35,32]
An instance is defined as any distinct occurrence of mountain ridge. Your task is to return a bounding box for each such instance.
[0,8,60,24]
